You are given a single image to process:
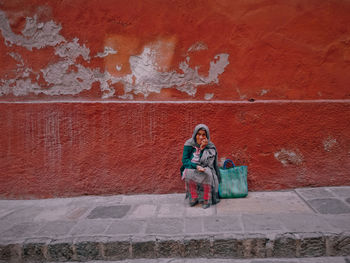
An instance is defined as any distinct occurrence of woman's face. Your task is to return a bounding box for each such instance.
[196,129,207,144]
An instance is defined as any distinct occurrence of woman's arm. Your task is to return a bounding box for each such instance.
[182,146,198,169]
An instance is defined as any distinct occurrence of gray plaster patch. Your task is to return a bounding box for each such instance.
[307,199,350,214]
[87,205,131,219]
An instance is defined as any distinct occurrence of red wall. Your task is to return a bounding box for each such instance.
[0,0,349,198]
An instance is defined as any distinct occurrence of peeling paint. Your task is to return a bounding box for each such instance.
[55,38,90,61]
[0,11,64,50]
[323,136,338,152]
[118,46,230,97]
[204,93,214,100]
[274,149,303,166]
[187,41,208,52]
[260,89,269,96]
[95,46,117,58]
[0,10,229,99]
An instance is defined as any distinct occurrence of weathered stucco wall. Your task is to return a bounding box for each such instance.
[0,0,349,198]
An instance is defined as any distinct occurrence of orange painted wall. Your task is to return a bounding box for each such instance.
[0,0,349,198]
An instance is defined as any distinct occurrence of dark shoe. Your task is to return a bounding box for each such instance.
[189,199,198,207]
[202,202,210,209]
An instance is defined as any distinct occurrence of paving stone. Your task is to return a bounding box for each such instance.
[23,240,47,262]
[251,260,297,263]
[278,213,336,232]
[299,234,326,257]
[47,240,74,262]
[132,237,156,258]
[212,237,245,258]
[106,220,145,235]
[66,207,89,220]
[185,205,215,217]
[87,205,131,219]
[128,205,157,219]
[157,238,184,258]
[103,238,130,260]
[75,240,101,261]
[217,191,312,215]
[122,195,155,205]
[307,199,350,214]
[183,237,211,258]
[0,244,14,261]
[328,234,350,256]
[298,257,349,263]
[328,187,350,198]
[203,216,242,233]
[184,218,203,233]
[35,221,76,238]
[242,214,284,232]
[1,206,42,225]
[70,219,112,236]
[145,218,184,235]
[322,215,350,231]
[158,203,185,218]
[34,206,75,221]
[155,194,186,204]
[272,234,297,258]
[1,222,42,239]
[296,188,335,200]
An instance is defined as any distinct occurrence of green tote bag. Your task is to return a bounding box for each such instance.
[219,159,248,198]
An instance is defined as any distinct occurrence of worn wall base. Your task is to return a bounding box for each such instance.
[0,101,349,199]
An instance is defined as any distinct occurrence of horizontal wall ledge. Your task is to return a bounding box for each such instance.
[0,99,350,104]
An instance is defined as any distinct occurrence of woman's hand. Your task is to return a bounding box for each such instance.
[200,138,208,150]
[197,165,205,172]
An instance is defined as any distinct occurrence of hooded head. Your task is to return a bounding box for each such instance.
[185,124,215,149]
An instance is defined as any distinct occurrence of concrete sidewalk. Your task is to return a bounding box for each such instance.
[0,186,350,262]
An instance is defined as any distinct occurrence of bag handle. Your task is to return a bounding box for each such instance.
[223,159,235,169]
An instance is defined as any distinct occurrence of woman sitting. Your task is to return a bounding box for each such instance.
[180,124,221,209]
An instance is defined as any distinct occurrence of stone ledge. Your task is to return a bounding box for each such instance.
[0,232,349,261]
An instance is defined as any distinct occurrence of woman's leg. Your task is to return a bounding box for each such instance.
[188,180,198,200]
[202,184,211,209]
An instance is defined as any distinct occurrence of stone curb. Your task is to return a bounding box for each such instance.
[1,232,349,262]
